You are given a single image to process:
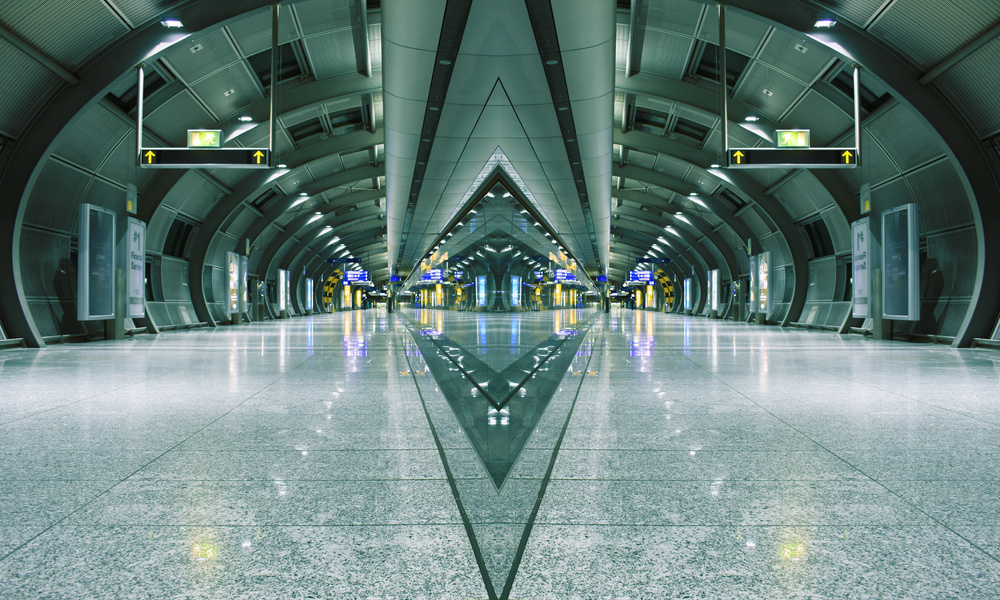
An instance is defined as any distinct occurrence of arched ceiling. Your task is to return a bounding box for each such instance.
[0,0,999,347]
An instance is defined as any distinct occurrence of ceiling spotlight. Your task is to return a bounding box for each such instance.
[277,163,287,168]
[238,115,253,122]
[814,19,837,28]
[744,115,760,123]
[161,19,183,28]
[299,192,309,196]
[710,163,720,169]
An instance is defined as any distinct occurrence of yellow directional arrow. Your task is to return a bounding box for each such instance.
[842,150,853,164]
[733,150,744,164]
[253,150,265,164]
[144,150,155,164]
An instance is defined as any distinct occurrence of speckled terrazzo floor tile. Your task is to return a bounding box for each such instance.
[535,480,928,526]
[63,479,461,526]
[509,525,1000,600]
[0,481,110,526]
[0,527,45,557]
[548,449,867,481]
[559,418,823,451]
[0,450,163,481]
[174,419,437,451]
[880,480,1000,526]
[134,449,447,481]
[835,449,1000,481]
[0,525,485,600]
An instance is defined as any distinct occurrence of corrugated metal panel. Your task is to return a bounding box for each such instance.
[870,177,913,213]
[733,63,806,121]
[775,183,818,222]
[82,178,127,212]
[861,132,901,186]
[646,0,702,36]
[698,10,770,56]
[936,36,1000,138]
[935,298,970,337]
[812,0,885,28]
[28,300,61,338]
[759,29,834,85]
[108,0,186,28]
[296,0,352,37]
[176,181,221,223]
[616,22,627,71]
[866,104,946,173]
[97,138,134,185]
[870,0,999,71]
[190,63,264,121]
[782,90,853,147]
[144,91,214,146]
[821,206,851,254]
[226,208,260,238]
[161,29,240,85]
[54,104,131,172]
[304,30,358,80]
[0,0,127,70]
[0,39,63,138]
[24,160,90,233]
[794,174,837,213]
[926,227,977,298]
[160,171,203,211]
[739,204,771,239]
[146,207,177,253]
[640,30,692,80]
[227,7,301,57]
[907,159,974,233]
[19,227,71,298]
[160,256,192,302]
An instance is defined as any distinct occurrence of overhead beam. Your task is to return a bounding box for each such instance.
[349,0,372,78]
[625,0,647,78]
[0,22,79,86]
[919,20,1000,86]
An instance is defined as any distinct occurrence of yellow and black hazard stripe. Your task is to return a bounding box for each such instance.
[656,269,674,307]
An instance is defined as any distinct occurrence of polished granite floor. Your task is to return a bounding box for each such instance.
[1,308,999,599]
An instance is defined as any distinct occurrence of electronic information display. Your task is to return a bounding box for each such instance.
[511,276,521,307]
[628,270,654,285]
[882,204,920,321]
[77,204,116,321]
[554,269,576,282]
[477,275,487,306]
[346,270,369,283]
[421,269,443,282]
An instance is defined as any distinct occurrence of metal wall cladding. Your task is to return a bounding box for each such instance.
[208,302,228,323]
[161,171,209,213]
[822,206,851,254]
[907,159,974,234]
[782,90,854,147]
[866,104,947,174]
[0,0,127,70]
[190,63,264,122]
[646,0,702,36]
[698,10,770,56]
[870,177,914,214]
[81,178,127,212]
[28,300,60,338]
[870,0,999,71]
[640,29,693,80]
[159,256,192,302]
[176,181,222,223]
[776,181,821,222]
[97,138,135,186]
[206,231,240,272]
[733,63,806,122]
[19,228,71,298]
[805,255,837,301]
[226,7,301,57]
[161,29,241,85]
[108,0,186,28]
[146,207,177,254]
[24,160,90,233]
[296,0,352,37]
[926,226,977,298]
[210,264,227,305]
[862,132,902,186]
[0,40,63,138]
[937,36,1000,138]
[304,30,359,80]
[759,29,835,86]
[226,207,260,238]
[144,90,215,147]
[812,0,884,28]
[770,264,786,301]
[54,104,132,173]
[738,205,772,240]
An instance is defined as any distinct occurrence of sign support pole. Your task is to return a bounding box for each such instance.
[854,65,862,166]
[136,64,144,167]
[269,4,279,168]
[718,3,728,162]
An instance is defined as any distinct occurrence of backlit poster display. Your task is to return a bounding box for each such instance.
[305,278,314,311]
[683,278,692,311]
[277,269,287,311]
[757,252,771,314]
[646,284,655,309]
[285,270,292,311]
[227,252,240,313]
[477,275,487,306]
[344,284,352,308]
[749,255,757,312]
[882,204,920,320]
[511,276,521,307]
[127,218,145,318]
[710,269,720,312]
[240,255,248,312]
[77,204,116,321]
[852,218,870,318]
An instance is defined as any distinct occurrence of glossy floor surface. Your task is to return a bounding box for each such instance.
[1,308,999,599]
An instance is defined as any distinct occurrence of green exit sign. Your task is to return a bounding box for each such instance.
[776,130,810,148]
[187,129,222,148]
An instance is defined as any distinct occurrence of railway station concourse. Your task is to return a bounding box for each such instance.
[1,1,1000,598]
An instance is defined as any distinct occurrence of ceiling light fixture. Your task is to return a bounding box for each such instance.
[814,19,837,28]
[744,115,760,123]
[238,115,253,122]
[161,19,183,28]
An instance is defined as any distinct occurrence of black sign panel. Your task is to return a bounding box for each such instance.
[728,148,857,169]
[140,148,271,169]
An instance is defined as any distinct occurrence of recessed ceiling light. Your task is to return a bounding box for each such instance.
[762,89,774,97]
[161,19,183,28]
[238,115,253,122]
[558,106,568,111]
[546,59,559,66]
[299,192,309,196]
[744,115,760,122]
[439,59,452,65]
[814,19,836,28]
[429,106,440,111]
[710,163,720,168]
[276,164,287,168]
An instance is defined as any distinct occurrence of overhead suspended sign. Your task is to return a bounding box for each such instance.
[728,147,856,169]
[140,148,271,169]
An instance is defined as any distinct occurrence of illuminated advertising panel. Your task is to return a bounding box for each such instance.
[757,252,771,314]
[710,269,720,312]
[78,204,116,321]
[127,218,145,318]
[646,284,655,309]
[277,269,287,311]
[749,255,757,311]
[683,278,692,311]
[852,218,870,318]
[421,269,443,282]
[305,278,314,311]
[477,275,487,306]
[882,204,920,320]
[227,252,240,313]
[511,276,521,307]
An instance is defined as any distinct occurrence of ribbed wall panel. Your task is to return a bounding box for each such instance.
[0,39,63,138]
[144,91,214,146]
[206,232,239,273]
[108,0,186,28]
[82,178,127,212]
[926,227,977,298]
[28,300,61,338]
[937,36,1000,138]
[640,30,691,81]
[54,104,131,173]
[176,181,221,223]
[227,7,301,57]
[783,90,853,147]
[0,0,127,70]
[870,0,999,70]
[97,138,134,185]
[863,134,902,186]
[870,178,914,213]
[24,160,90,233]
[907,160,974,233]
[160,29,240,85]
[771,266,786,303]
[147,208,177,255]
[812,0,883,27]
[866,105,946,173]
[775,184,818,222]
[159,256,192,302]
[161,171,207,212]
[759,29,834,86]
[304,30,359,80]
[646,0,702,36]
[296,0,352,37]
[806,256,837,302]
[739,206,771,239]
[698,10,770,56]
[822,206,851,254]
[19,228,71,298]
[226,208,259,237]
